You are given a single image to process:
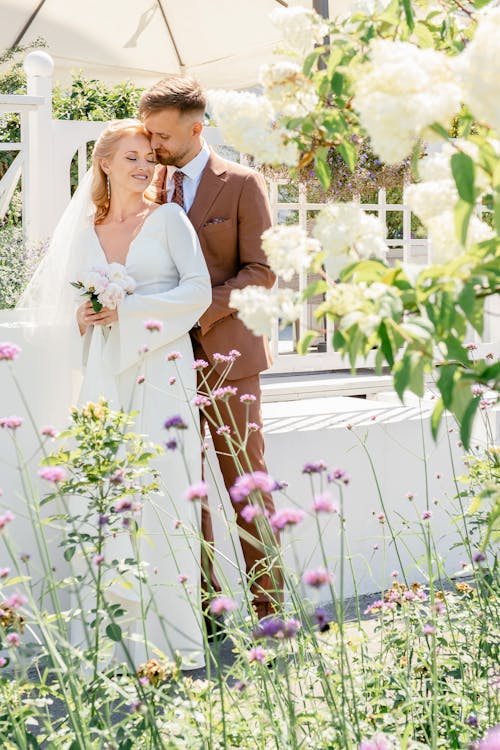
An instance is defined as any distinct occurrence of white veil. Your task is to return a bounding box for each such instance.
[18,168,96,329]
[17,169,97,409]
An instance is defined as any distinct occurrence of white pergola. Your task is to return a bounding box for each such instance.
[0,0,335,89]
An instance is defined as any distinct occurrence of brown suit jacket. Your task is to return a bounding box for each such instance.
[150,151,275,380]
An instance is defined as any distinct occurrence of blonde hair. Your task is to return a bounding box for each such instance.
[91,119,151,224]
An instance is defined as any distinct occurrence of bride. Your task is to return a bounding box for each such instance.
[20,119,212,670]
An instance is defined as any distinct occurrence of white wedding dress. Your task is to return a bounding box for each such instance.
[72,203,211,670]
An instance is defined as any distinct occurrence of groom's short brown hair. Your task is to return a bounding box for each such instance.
[139,76,206,119]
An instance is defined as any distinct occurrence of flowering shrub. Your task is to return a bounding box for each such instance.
[212,0,500,451]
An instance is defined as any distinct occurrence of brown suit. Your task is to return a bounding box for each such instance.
[151,151,282,611]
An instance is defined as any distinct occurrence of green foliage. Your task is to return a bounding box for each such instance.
[0,226,47,308]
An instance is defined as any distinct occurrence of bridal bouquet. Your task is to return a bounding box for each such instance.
[71,263,136,312]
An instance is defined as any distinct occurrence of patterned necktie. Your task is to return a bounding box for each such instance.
[171,170,185,208]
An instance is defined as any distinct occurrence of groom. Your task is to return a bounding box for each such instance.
[139,76,282,622]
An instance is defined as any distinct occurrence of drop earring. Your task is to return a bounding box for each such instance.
[106,175,111,200]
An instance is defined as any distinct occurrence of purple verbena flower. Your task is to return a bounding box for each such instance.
[38,466,66,483]
[240,394,257,403]
[165,438,178,451]
[229,471,278,503]
[302,568,333,588]
[478,725,500,750]
[164,415,187,430]
[212,385,238,400]
[314,607,330,632]
[192,359,208,370]
[269,507,305,531]
[240,504,262,523]
[184,481,209,502]
[165,351,182,361]
[247,646,268,663]
[6,633,20,647]
[0,511,14,531]
[144,319,163,332]
[40,425,57,438]
[302,460,327,474]
[0,416,23,430]
[191,395,211,407]
[210,596,237,615]
[312,492,339,514]
[4,593,27,609]
[92,554,104,566]
[0,342,21,361]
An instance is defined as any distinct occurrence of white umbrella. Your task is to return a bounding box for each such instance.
[0,0,327,89]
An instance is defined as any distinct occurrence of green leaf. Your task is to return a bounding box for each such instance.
[106,623,122,642]
[414,21,435,47]
[437,364,457,409]
[378,321,394,367]
[393,354,412,401]
[444,335,470,366]
[460,395,480,450]
[303,51,319,77]
[63,546,76,562]
[431,398,444,441]
[454,199,474,247]
[477,360,500,384]
[451,152,476,204]
[400,0,415,30]
[331,71,344,96]
[91,297,103,313]
[314,147,331,189]
[337,140,357,172]
[297,331,318,355]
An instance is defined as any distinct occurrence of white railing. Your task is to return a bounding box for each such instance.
[1,52,497,375]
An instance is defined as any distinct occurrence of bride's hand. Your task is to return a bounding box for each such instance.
[76,300,118,334]
[76,300,93,335]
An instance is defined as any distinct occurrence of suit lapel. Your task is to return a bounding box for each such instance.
[188,151,228,230]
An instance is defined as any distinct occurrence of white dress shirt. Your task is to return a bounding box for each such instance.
[166,140,211,212]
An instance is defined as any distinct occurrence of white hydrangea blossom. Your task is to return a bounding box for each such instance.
[270,6,328,58]
[406,143,494,258]
[426,211,494,264]
[230,286,301,338]
[208,90,299,167]
[456,7,500,132]
[261,225,320,282]
[259,62,318,118]
[353,40,462,164]
[313,203,388,278]
[327,281,402,337]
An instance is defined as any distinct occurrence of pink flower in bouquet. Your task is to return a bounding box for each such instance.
[99,283,125,310]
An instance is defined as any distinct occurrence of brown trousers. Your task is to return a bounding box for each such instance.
[191,337,282,607]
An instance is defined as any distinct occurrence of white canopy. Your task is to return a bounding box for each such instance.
[0,0,334,89]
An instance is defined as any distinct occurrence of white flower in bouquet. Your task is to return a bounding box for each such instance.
[426,211,494,264]
[259,62,319,118]
[72,262,135,312]
[313,203,387,278]
[230,286,301,338]
[456,6,500,132]
[106,262,137,294]
[270,6,328,58]
[261,225,320,281]
[76,269,109,296]
[98,282,125,310]
[208,90,299,167]
[353,40,461,164]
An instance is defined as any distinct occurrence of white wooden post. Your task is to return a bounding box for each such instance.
[23,51,55,243]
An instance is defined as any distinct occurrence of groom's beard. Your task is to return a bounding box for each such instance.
[154,146,190,167]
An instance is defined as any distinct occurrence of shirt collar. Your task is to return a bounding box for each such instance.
[167,140,210,181]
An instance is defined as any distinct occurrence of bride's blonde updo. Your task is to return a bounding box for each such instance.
[91,119,152,224]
